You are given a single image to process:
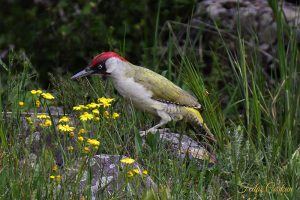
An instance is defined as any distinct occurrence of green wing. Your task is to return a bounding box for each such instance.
[133,65,201,109]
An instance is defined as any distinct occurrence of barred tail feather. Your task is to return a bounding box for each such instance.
[184,107,217,143]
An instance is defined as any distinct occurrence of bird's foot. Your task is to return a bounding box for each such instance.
[139,128,170,137]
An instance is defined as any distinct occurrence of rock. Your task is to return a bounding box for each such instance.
[159,0,300,82]
[25,131,41,145]
[158,132,216,164]
[67,154,157,199]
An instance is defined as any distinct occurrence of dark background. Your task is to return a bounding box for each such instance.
[0,0,197,85]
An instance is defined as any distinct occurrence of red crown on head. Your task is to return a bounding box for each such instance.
[90,52,127,67]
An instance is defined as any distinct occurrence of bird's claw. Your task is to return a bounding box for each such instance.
[139,128,171,137]
[139,130,147,137]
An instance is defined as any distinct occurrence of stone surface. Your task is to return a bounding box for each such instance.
[68,154,157,199]
[159,0,300,83]
[158,132,216,164]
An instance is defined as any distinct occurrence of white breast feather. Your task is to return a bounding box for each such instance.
[107,57,164,112]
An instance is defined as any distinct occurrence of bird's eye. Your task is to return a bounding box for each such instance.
[98,64,102,69]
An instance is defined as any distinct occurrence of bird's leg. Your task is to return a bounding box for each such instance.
[140,111,171,137]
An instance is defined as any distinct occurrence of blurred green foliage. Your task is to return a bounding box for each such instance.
[0,0,196,85]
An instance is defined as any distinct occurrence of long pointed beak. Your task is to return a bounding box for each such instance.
[71,67,94,80]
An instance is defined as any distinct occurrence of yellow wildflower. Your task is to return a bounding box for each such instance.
[55,175,61,181]
[93,146,99,150]
[40,119,52,127]
[142,170,148,175]
[87,102,100,109]
[67,146,74,152]
[37,114,50,119]
[58,116,70,123]
[98,97,114,103]
[79,112,94,121]
[112,112,120,119]
[69,132,74,138]
[120,157,135,164]
[79,128,87,135]
[31,89,42,95]
[41,93,55,100]
[52,165,58,172]
[73,105,87,111]
[44,119,52,127]
[127,169,148,177]
[127,171,134,177]
[103,111,110,119]
[97,97,114,107]
[78,136,84,142]
[83,147,90,153]
[58,124,75,132]
[205,90,209,96]
[49,175,55,180]
[35,100,41,108]
[102,101,111,107]
[87,138,100,147]
[26,117,33,125]
[92,109,99,115]
[94,117,100,121]
[132,168,140,174]
[19,101,24,107]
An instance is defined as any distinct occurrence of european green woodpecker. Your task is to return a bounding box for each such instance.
[71,52,216,143]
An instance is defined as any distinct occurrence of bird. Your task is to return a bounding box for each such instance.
[71,52,216,143]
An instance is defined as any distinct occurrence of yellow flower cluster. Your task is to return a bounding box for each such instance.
[31,89,43,95]
[57,116,75,134]
[73,97,120,123]
[120,157,148,177]
[50,175,61,182]
[87,138,100,147]
[23,92,118,161]
[37,114,50,119]
[77,135,100,151]
[103,111,120,120]
[50,164,61,182]
[36,114,52,127]
[31,89,55,101]
[75,127,100,153]
[26,117,33,125]
[77,137,101,153]
[127,169,148,177]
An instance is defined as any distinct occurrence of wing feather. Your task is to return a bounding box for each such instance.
[133,66,201,109]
